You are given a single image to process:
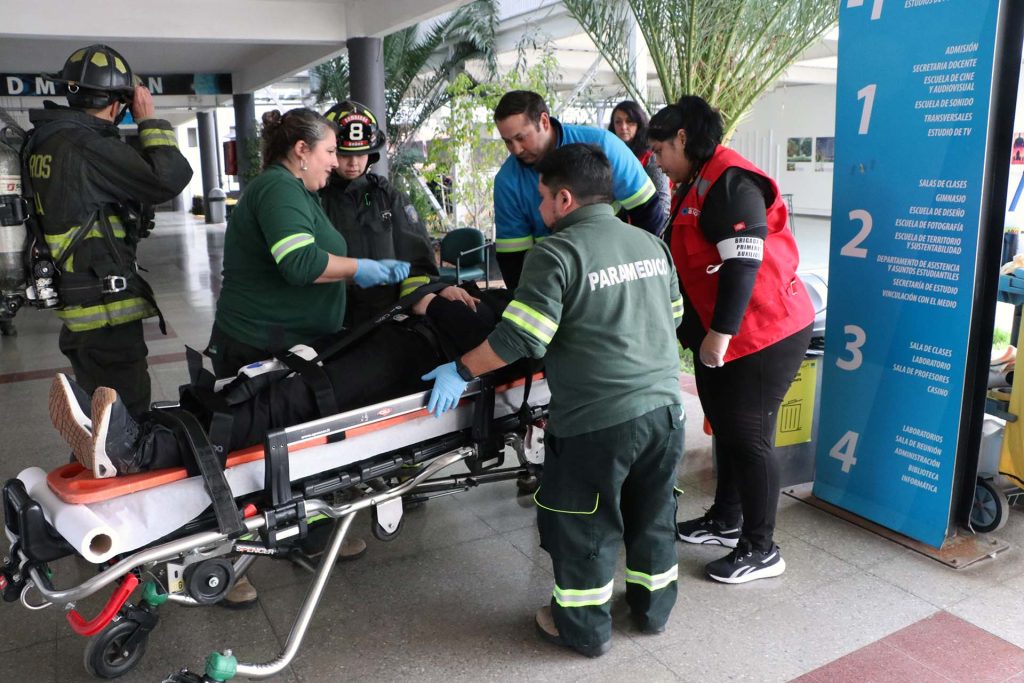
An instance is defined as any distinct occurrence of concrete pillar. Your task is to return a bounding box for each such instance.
[197,111,220,224]
[627,15,649,103]
[348,37,389,177]
[232,93,257,191]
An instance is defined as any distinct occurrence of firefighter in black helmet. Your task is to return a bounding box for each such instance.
[320,100,477,325]
[29,44,192,420]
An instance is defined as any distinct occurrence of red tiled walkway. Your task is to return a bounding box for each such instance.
[795,611,1024,683]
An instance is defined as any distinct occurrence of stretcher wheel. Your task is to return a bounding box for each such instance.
[372,504,404,542]
[84,619,149,679]
[971,477,1009,533]
[184,558,235,604]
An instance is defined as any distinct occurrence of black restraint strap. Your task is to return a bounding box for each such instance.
[149,407,245,537]
[275,349,338,418]
[312,281,450,363]
[183,346,234,458]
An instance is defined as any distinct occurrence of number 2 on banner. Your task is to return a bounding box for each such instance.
[847,0,884,20]
[841,209,871,258]
[837,325,866,371]
[830,431,860,473]
[857,84,877,135]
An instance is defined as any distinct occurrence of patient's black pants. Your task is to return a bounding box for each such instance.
[138,294,505,471]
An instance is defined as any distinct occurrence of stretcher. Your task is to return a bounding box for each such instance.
[1,373,549,681]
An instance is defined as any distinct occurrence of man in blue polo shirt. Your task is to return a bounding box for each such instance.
[492,90,667,289]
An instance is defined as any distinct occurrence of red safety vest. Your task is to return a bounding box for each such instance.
[670,145,814,361]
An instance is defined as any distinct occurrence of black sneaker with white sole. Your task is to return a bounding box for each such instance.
[676,513,741,548]
[705,540,786,584]
[90,387,142,478]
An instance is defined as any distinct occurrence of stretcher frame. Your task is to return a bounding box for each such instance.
[2,373,548,681]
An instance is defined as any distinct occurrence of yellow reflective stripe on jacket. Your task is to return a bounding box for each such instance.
[552,579,614,608]
[532,486,599,515]
[672,296,683,320]
[139,128,179,149]
[400,275,431,297]
[619,177,657,210]
[45,218,125,261]
[495,236,534,253]
[56,297,156,331]
[270,233,315,263]
[625,564,679,592]
[502,300,558,345]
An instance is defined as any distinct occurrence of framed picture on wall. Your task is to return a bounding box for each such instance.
[1012,132,1024,165]
[787,137,812,172]
[815,136,835,172]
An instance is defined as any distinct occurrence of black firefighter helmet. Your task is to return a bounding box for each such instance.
[323,100,386,164]
[48,44,135,110]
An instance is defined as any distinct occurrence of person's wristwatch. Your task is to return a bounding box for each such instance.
[454,357,475,381]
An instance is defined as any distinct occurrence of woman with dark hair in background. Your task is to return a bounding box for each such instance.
[648,95,814,585]
[608,100,671,231]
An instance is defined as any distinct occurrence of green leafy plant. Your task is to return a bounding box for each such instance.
[562,0,839,139]
[313,0,498,165]
[423,42,562,236]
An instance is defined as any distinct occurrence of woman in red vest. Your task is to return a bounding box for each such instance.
[608,100,671,232]
[648,96,814,584]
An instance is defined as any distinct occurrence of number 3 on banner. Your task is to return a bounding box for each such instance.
[847,0,884,20]
[830,431,860,473]
[837,325,866,371]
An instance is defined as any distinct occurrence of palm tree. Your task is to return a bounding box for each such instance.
[562,0,839,138]
[313,0,498,165]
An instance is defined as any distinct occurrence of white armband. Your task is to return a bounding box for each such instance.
[716,236,764,262]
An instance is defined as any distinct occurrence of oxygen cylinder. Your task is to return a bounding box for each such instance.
[0,139,29,311]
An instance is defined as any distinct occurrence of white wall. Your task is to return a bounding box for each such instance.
[731,84,837,217]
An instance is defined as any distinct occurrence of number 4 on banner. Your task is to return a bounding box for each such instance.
[830,431,860,473]
[847,0,884,20]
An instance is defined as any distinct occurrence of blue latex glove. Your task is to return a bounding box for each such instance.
[379,259,411,283]
[353,259,411,288]
[421,362,468,417]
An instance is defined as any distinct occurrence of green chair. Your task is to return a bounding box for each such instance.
[437,227,491,286]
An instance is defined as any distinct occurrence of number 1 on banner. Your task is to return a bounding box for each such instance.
[857,84,877,135]
[847,0,884,20]
[830,431,860,473]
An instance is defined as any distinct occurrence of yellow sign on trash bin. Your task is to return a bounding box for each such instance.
[775,359,818,447]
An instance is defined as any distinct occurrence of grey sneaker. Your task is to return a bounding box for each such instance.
[90,387,141,478]
[49,373,93,466]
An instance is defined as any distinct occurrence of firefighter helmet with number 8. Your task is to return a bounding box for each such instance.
[323,100,386,163]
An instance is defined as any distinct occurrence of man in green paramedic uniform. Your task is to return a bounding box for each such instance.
[422,143,685,657]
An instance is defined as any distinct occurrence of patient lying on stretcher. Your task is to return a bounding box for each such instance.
[49,287,516,478]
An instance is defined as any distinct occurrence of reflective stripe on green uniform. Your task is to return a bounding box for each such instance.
[270,233,315,263]
[400,274,431,297]
[502,300,558,345]
[57,297,157,331]
[495,236,534,253]
[139,128,179,149]
[552,578,614,608]
[624,564,679,592]
[672,296,683,320]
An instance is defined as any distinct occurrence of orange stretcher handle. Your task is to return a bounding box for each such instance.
[66,574,139,636]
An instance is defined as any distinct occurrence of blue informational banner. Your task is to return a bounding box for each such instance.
[815,0,1011,547]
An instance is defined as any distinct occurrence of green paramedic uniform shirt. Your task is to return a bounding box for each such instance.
[215,164,348,350]
[487,203,684,437]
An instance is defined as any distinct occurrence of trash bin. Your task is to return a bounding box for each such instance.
[207,187,226,224]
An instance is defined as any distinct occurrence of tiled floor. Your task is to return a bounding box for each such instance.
[1,212,1022,682]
